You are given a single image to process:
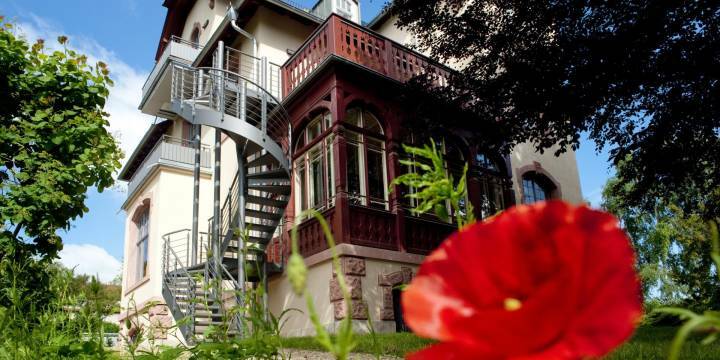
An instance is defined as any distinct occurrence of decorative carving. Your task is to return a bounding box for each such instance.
[378,271,404,286]
[380,307,395,321]
[296,209,335,257]
[378,267,415,322]
[402,266,413,283]
[329,275,363,301]
[341,256,365,276]
[348,207,396,249]
[333,299,368,320]
[404,217,454,254]
[382,286,393,305]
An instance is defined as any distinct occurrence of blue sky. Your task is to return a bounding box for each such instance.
[0,0,613,281]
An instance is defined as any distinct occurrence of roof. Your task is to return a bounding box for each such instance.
[366,2,393,30]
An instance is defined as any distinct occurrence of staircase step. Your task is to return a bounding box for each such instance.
[178,303,220,311]
[194,311,224,319]
[246,152,277,168]
[247,168,288,180]
[247,184,291,195]
[245,222,278,233]
[245,209,282,221]
[245,195,286,208]
[227,236,268,245]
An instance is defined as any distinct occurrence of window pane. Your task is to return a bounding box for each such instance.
[299,165,307,210]
[307,118,322,141]
[310,153,324,208]
[345,108,361,127]
[325,138,335,201]
[141,238,149,277]
[363,111,382,134]
[347,142,361,195]
[324,112,332,130]
[296,130,306,149]
[476,153,498,172]
[367,149,384,200]
[522,177,547,204]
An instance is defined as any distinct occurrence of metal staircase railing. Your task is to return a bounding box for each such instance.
[162,232,201,340]
[170,64,291,158]
[164,43,292,341]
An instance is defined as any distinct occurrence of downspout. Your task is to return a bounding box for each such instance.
[227,6,260,83]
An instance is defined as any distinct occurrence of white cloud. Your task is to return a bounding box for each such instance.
[58,244,122,283]
[13,15,154,192]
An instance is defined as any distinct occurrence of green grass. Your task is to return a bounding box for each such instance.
[282,326,720,359]
[607,326,720,359]
[282,332,435,357]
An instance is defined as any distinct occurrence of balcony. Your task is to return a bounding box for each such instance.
[282,14,451,97]
[140,36,203,116]
[125,135,211,197]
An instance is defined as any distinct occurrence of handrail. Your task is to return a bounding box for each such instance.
[126,135,211,197]
[282,14,452,96]
[162,236,197,337]
[170,35,202,49]
[171,63,292,158]
[283,14,451,75]
[195,66,286,107]
[142,36,204,97]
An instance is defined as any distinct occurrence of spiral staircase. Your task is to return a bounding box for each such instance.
[160,43,291,342]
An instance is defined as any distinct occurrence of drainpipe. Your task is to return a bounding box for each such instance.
[227,6,260,84]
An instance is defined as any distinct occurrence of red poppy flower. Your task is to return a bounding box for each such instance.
[402,200,642,359]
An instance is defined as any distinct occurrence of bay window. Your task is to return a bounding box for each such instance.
[345,107,388,209]
[403,136,467,221]
[294,112,334,215]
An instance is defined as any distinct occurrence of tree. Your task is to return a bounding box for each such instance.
[390,0,720,219]
[603,160,719,310]
[0,18,122,307]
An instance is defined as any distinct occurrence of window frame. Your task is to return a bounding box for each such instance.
[521,171,555,204]
[294,112,335,217]
[344,108,389,210]
[402,136,468,221]
[135,208,150,282]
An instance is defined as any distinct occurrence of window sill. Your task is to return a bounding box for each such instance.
[124,276,150,296]
[296,204,336,224]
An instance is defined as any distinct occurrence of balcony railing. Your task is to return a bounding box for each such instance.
[223,46,283,100]
[142,36,203,101]
[282,14,451,96]
[126,135,211,196]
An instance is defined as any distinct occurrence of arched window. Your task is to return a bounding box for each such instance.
[345,107,387,209]
[522,171,555,204]
[294,111,334,214]
[475,152,500,172]
[474,151,506,218]
[133,205,150,283]
[190,27,201,47]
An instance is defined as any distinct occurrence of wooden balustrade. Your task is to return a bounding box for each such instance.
[282,14,451,96]
[293,207,336,258]
[404,216,455,255]
[347,206,396,250]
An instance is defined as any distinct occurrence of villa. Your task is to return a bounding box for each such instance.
[118,0,583,345]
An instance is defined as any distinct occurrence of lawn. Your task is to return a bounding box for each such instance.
[282,326,720,359]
